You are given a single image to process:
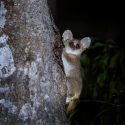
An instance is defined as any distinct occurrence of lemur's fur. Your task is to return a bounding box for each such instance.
[62,30,91,115]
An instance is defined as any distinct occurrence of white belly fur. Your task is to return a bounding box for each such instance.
[62,54,72,76]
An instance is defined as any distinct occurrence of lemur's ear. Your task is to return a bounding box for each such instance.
[80,37,91,49]
[62,30,73,42]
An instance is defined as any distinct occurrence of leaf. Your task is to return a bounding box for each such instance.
[97,73,106,86]
[109,82,117,94]
[81,54,90,66]
[91,42,105,48]
[103,55,109,66]
[81,67,86,81]
[109,54,119,68]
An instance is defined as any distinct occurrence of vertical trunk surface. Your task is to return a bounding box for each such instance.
[0,0,67,125]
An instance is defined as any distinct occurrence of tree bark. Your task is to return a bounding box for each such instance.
[0,0,67,125]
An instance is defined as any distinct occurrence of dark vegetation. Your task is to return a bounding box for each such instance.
[69,39,125,125]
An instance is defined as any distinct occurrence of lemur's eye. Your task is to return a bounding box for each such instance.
[76,44,80,49]
[69,42,74,48]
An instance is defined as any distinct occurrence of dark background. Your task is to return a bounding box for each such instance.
[55,0,124,43]
[49,0,125,125]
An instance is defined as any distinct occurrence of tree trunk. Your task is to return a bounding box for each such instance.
[0,0,67,125]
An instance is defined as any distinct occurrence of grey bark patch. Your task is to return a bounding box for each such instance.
[0,99,17,114]
[0,34,16,78]
[0,1,7,28]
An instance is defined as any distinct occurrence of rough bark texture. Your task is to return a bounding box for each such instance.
[0,0,67,125]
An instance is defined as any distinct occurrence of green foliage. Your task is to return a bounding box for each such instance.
[69,38,125,125]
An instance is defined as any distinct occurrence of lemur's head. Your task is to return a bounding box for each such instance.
[62,30,91,55]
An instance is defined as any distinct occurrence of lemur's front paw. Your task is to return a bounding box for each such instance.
[66,97,73,104]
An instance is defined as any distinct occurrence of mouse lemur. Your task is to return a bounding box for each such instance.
[62,30,91,114]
